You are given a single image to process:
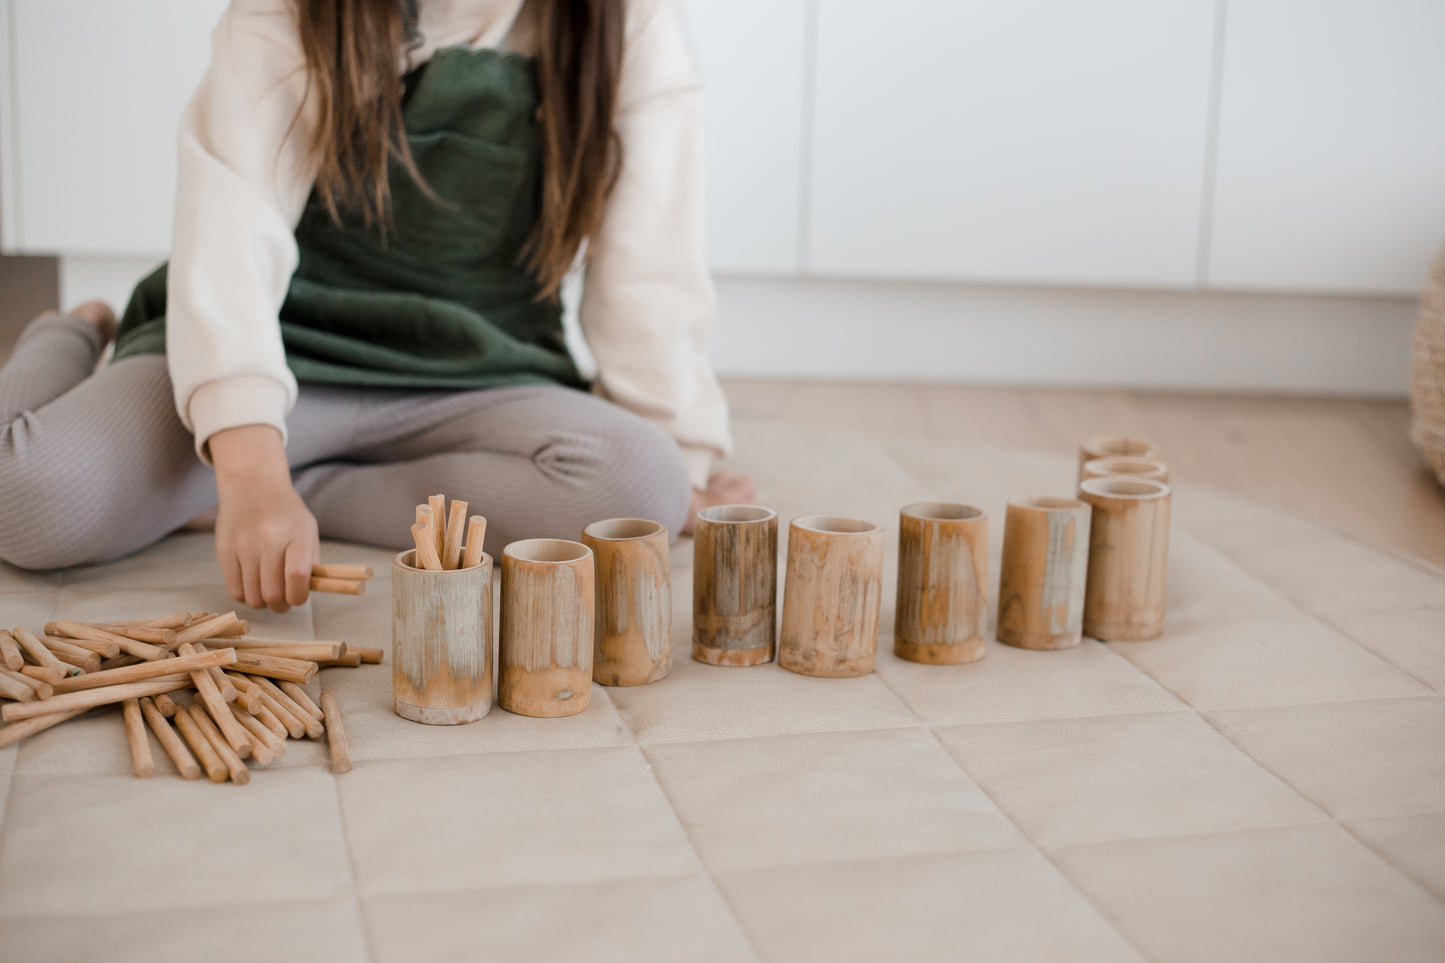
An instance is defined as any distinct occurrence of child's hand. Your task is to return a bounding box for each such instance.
[210,425,319,613]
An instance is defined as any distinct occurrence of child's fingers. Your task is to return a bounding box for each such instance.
[218,549,245,605]
[283,539,313,608]
[260,543,291,613]
[240,553,265,610]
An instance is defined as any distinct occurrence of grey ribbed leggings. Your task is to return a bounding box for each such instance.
[0,314,691,570]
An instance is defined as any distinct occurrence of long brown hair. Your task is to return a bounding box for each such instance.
[293,0,625,299]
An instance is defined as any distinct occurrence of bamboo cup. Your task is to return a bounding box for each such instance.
[997,496,1092,650]
[1079,477,1172,641]
[582,518,671,687]
[499,539,594,718]
[1080,456,1170,484]
[894,503,990,665]
[392,548,493,725]
[779,515,885,678]
[692,505,778,667]
[1077,436,1160,480]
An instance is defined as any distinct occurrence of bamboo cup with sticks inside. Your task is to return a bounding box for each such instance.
[581,518,671,687]
[499,539,595,717]
[894,503,989,665]
[1079,476,1172,641]
[1077,436,1160,481]
[692,505,778,666]
[997,496,1092,650]
[779,515,885,678]
[391,547,493,725]
[1080,456,1170,484]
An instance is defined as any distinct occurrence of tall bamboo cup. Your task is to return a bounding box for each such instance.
[499,539,594,717]
[1080,456,1170,484]
[692,505,778,666]
[582,518,671,686]
[997,496,1092,650]
[779,515,885,678]
[392,548,493,725]
[894,503,989,665]
[1077,436,1160,480]
[1079,477,1172,641]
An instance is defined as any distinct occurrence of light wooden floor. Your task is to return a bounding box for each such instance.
[721,378,1445,570]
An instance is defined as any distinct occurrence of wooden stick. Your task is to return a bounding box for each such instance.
[38,637,102,674]
[172,704,227,782]
[13,625,81,674]
[428,493,446,559]
[46,634,119,659]
[461,515,487,569]
[228,678,263,714]
[45,622,162,661]
[154,692,179,718]
[103,612,191,630]
[91,624,175,645]
[226,674,290,739]
[139,696,200,780]
[309,576,365,596]
[279,682,324,722]
[0,671,36,702]
[442,498,469,570]
[355,646,383,664]
[172,612,240,648]
[122,698,155,778]
[0,630,24,671]
[187,705,248,784]
[210,619,249,638]
[254,688,306,739]
[1,674,192,722]
[175,643,250,758]
[51,647,236,695]
[320,692,351,773]
[20,664,66,686]
[250,676,324,738]
[0,666,52,700]
[317,652,363,668]
[207,665,238,703]
[231,702,285,755]
[231,651,317,684]
[312,563,373,581]
[0,707,88,750]
[410,522,443,572]
[203,641,343,662]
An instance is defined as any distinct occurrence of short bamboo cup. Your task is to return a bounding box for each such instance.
[499,539,595,717]
[1077,436,1160,480]
[779,515,885,678]
[692,505,778,666]
[1079,477,1172,641]
[392,549,493,725]
[582,518,671,686]
[1080,455,1170,484]
[997,497,1092,650]
[894,503,989,665]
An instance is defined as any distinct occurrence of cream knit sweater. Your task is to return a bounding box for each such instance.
[168,0,730,488]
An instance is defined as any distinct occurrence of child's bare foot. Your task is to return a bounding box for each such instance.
[681,470,758,534]
[67,300,118,348]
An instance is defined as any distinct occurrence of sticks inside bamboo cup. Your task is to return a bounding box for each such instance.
[1080,456,1170,484]
[499,539,594,718]
[894,503,990,665]
[122,698,156,778]
[582,518,671,687]
[461,515,487,570]
[779,515,885,678]
[1079,477,1172,641]
[1077,436,1160,480]
[997,496,1092,650]
[692,505,778,667]
[392,548,493,725]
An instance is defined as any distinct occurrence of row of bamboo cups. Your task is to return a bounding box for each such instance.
[391,435,1171,723]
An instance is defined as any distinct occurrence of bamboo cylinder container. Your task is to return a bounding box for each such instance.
[1079,477,1172,641]
[779,515,885,678]
[997,497,1092,650]
[391,549,493,725]
[1077,436,1160,480]
[692,505,778,666]
[499,539,594,718]
[1080,456,1170,484]
[894,503,989,665]
[582,518,671,687]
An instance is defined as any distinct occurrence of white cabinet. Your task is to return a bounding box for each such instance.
[680,0,807,275]
[7,0,227,256]
[806,0,1218,288]
[1207,0,1445,295]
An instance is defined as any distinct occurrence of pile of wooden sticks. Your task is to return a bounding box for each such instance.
[0,610,376,782]
[410,494,487,571]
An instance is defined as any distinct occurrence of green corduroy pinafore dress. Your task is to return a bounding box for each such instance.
[114,46,587,393]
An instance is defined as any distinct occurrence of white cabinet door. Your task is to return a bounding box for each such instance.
[807,0,1217,288]
[10,0,227,256]
[679,0,807,275]
[1207,0,1445,295]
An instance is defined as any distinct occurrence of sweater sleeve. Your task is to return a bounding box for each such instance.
[167,0,318,464]
[577,0,733,491]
